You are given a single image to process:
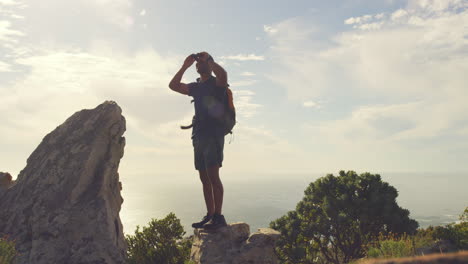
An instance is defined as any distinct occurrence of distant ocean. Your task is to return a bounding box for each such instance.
[120,172,468,236]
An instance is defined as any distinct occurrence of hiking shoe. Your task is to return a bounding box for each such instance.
[203,214,227,230]
[192,214,213,229]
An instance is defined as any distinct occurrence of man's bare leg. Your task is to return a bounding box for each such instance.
[206,165,223,215]
[199,170,215,216]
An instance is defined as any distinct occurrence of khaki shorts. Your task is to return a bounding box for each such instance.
[192,135,224,171]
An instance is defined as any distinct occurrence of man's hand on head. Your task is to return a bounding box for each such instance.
[169,55,194,95]
[183,54,196,69]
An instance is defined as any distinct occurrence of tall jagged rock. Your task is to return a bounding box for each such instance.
[0,101,127,264]
[190,223,280,264]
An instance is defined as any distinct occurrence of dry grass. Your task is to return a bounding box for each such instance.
[357,250,468,264]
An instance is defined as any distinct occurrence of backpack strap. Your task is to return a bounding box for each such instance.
[180,123,193,130]
[180,101,195,130]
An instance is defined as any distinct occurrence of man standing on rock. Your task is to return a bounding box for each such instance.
[169,51,228,230]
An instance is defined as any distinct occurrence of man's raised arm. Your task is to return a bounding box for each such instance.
[168,55,195,95]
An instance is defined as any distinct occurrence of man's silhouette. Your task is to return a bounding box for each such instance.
[169,51,228,229]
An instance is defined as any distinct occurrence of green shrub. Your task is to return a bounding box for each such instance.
[412,226,437,249]
[270,171,418,264]
[432,207,468,250]
[364,207,468,259]
[433,207,468,250]
[366,247,382,258]
[367,233,413,258]
[365,232,416,259]
[125,212,192,264]
[0,235,18,264]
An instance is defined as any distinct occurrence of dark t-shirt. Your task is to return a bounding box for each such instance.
[188,76,226,139]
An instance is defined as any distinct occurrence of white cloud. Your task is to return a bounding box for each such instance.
[409,0,468,12]
[230,79,257,87]
[240,71,256,76]
[356,22,384,30]
[266,1,468,171]
[0,2,26,74]
[375,13,385,19]
[0,43,195,175]
[303,100,321,108]
[344,14,373,25]
[344,13,388,30]
[220,54,265,61]
[0,0,26,19]
[9,14,23,19]
[0,20,24,42]
[270,2,468,101]
[232,90,261,119]
[0,0,18,6]
[263,25,278,34]
[0,60,12,71]
[139,9,146,16]
[314,103,423,142]
[391,9,408,20]
[87,0,134,29]
[31,0,135,30]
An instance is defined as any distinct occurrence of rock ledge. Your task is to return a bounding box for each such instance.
[190,222,280,264]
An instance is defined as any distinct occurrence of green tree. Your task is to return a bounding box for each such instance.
[125,212,191,264]
[270,211,324,264]
[270,170,419,264]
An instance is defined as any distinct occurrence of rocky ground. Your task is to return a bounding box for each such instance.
[190,222,281,264]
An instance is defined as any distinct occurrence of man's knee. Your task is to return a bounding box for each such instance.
[198,171,211,185]
[206,166,222,186]
[211,180,223,190]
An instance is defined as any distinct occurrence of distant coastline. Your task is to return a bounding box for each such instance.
[120,172,467,234]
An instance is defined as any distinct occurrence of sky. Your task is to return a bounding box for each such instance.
[1,0,467,181]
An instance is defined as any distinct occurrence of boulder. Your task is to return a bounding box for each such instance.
[190,222,281,264]
[0,172,14,190]
[0,101,127,264]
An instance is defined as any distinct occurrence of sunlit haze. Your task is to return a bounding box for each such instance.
[1,0,467,180]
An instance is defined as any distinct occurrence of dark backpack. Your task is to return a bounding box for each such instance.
[220,85,236,135]
[181,83,236,136]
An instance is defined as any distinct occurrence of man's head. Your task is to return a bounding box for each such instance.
[194,51,213,75]
[196,60,212,75]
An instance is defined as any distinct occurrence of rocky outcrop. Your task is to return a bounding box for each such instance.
[190,223,281,264]
[0,172,15,190]
[0,101,127,264]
